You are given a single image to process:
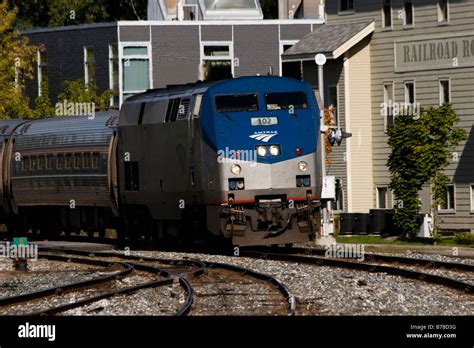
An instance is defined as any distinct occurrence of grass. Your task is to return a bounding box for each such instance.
[335,235,473,247]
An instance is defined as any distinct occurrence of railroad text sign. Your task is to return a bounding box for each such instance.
[394,34,474,72]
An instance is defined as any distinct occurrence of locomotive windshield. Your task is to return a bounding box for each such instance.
[265,92,308,110]
[215,94,259,112]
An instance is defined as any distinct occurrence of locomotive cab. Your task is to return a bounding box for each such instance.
[199,76,322,246]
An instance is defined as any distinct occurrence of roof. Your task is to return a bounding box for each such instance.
[12,112,119,151]
[282,20,375,61]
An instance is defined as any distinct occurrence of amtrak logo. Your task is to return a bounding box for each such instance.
[249,131,278,143]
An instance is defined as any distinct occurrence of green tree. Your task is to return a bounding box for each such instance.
[0,0,37,119]
[11,0,147,29]
[260,0,278,19]
[47,0,108,27]
[34,81,55,117]
[57,79,114,112]
[388,104,467,238]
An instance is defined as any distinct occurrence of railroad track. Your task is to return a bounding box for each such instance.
[241,246,474,294]
[0,253,194,316]
[1,247,295,316]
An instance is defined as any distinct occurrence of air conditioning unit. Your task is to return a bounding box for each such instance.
[178,3,198,21]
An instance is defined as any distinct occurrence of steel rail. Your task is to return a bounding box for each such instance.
[241,250,473,294]
[0,253,195,316]
[0,255,133,307]
[203,261,296,316]
[244,246,474,272]
[40,247,295,315]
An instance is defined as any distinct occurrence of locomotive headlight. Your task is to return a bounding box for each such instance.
[269,145,280,156]
[298,161,308,172]
[256,146,267,157]
[236,180,245,190]
[230,164,241,175]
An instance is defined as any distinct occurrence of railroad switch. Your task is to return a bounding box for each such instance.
[13,258,28,271]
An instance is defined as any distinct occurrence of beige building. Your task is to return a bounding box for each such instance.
[282,0,473,232]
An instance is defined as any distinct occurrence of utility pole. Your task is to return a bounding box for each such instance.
[315,53,333,242]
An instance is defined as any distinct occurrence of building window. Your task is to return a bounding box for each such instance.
[439,79,450,104]
[328,85,338,125]
[438,0,449,23]
[109,44,119,108]
[404,81,415,105]
[201,42,233,81]
[280,41,300,80]
[332,179,344,211]
[438,185,455,211]
[122,45,151,102]
[84,47,95,85]
[340,0,354,12]
[37,50,48,96]
[382,0,392,28]
[376,187,388,209]
[383,82,394,132]
[471,185,474,211]
[403,0,413,26]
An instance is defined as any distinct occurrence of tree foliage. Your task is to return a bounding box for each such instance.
[12,0,277,28]
[0,0,38,119]
[57,79,114,112]
[387,104,467,237]
[33,81,55,118]
[11,0,147,29]
[260,0,278,19]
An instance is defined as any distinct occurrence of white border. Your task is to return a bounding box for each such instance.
[470,184,474,213]
[375,186,389,209]
[438,184,456,213]
[118,19,323,26]
[404,80,416,104]
[437,0,450,24]
[37,50,42,97]
[383,81,394,133]
[438,77,451,105]
[108,44,119,107]
[402,0,415,27]
[381,0,393,30]
[279,40,299,77]
[118,41,153,105]
[200,40,235,77]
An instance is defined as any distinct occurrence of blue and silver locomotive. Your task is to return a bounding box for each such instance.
[119,75,322,245]
[0,76,322,246]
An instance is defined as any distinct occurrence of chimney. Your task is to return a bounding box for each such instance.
[302,0,319,18]
[278,0,324,19]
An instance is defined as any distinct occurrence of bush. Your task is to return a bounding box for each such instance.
[453,232,474,245]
